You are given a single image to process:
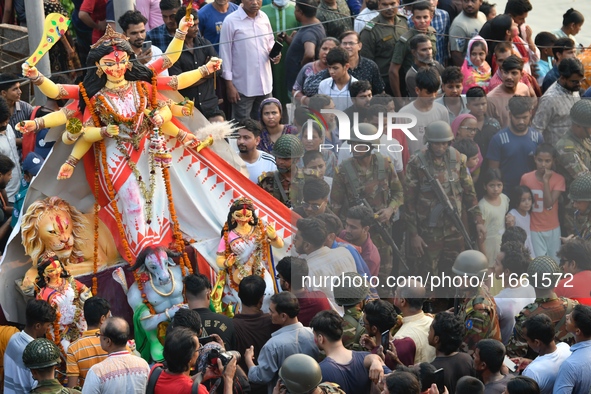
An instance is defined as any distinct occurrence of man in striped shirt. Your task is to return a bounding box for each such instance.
[66,297,111,390]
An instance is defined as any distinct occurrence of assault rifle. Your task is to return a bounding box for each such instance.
[354,198,409,272]
[418,166,476,251]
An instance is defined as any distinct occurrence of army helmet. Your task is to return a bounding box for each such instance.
[425,121,454,143]
[527,256,561,288]
[348,123,381,146]
[271,134,305,159]
[452,250,489,277]
[22,338,61,370]
[278,354,322,394]
[568,172,591,202]
[570,99,591,128]
[334,272,370,306]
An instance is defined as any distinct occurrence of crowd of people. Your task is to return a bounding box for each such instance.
[0,0,591,393]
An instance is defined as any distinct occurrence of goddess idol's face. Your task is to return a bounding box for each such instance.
[43,259,63,284]
[96,50,129,80]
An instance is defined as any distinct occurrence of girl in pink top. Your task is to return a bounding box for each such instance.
[519,144,565,263]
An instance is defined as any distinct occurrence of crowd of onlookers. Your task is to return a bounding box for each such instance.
[1,0,591,393]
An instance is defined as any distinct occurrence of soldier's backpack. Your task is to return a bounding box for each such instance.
[555,297,577,337]
[342,312,364,351]
[341,152,388,202]
[318,382,347,393]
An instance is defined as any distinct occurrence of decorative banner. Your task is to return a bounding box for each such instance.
[25,13,70,67]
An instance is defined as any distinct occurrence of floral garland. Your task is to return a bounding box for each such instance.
[92,149,100,295]
[80,83,100,127]
[53,309,63,355]
[68,277,83,344]
[163,166,192,276]
[150,70,158,108]
[95,82,146,126]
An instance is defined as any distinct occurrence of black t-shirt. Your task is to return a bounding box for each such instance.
[169,36,220,116]
[193,308,236,350]
[431,352,477,394]
[285,23,326,93]
[233,313,279,394]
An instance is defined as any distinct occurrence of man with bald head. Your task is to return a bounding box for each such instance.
[393,279,436,363]
[82,317,150,394]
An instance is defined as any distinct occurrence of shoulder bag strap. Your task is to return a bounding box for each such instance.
[146,365,164,394]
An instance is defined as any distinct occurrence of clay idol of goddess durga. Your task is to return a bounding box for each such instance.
[16,15,235,274]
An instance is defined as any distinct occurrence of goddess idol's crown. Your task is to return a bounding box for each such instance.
[90,25,129,49]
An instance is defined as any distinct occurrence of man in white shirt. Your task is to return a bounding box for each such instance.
[398,68,449,155]
[318,47,358,111]
[493,241,536,344]
[0,97,22,203]
[236,119,277,183]
[295,217,357,314]
[521,314,571,394]
[4,300,56,394]
[393,279,436,363]
[118,10,168,76]
[82,317,150,394]
[219,0,280,120]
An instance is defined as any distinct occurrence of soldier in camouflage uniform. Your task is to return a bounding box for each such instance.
[405,121,486,278]
[359,0,409,93]
[258,134,310,208]
[331,124,404,294]
[555,99,591,236]
[452,250,501,356]
[277,354,346,394]
[23,338,81,393]
[506,256,578,358]
[566,172,591,240]
[333,272,370,351]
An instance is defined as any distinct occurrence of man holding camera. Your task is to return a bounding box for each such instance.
[118,10,169,76]
[147,327,239,394]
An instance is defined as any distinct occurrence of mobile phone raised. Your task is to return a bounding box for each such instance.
[433,368,444,393]
[381,329,390,351]
[503,356,517,373]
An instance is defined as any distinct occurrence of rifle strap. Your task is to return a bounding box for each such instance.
[273,171,290,206]
[342,160,362,200]
[445,148,459,209]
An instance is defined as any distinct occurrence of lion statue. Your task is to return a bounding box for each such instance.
[20,196,122,293]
